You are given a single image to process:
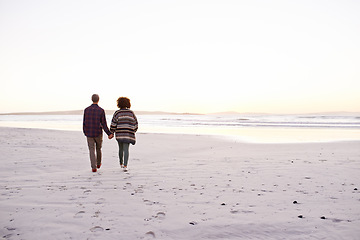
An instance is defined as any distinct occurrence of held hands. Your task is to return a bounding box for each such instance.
[108,134,114,139]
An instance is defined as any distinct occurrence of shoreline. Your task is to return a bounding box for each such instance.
[1,113,359,144]
[0,125,360,144]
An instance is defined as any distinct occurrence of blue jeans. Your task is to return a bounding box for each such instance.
[117,141,130,167]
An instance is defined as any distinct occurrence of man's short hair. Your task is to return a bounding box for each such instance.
[92,94,100,103]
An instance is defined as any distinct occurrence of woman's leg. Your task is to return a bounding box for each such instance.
[123,143,130,167]
[117,140,124,166]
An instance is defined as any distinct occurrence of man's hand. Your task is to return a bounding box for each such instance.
[108,134,114,139]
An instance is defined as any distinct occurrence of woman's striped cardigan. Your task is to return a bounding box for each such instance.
[110,109,138,145]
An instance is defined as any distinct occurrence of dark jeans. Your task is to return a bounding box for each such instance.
[87,133,103,169]
[117,140,130,167]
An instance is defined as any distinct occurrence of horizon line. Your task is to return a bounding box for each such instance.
[1,109,359,116]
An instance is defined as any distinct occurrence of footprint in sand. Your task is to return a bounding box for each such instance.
[74,211,85,218]
[123,182,132,190]
[94,181,102,186]
[90,226,104,232]
[144,212,166,222]
[135,188,144,193]
[95,198,105,205]
[143,199,152,205]
[143,199,159,205]
[155,212,166,220]
[145,231,156,238]
[242,210,254,214]
[92,210,100,218]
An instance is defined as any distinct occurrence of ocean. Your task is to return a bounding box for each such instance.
[0,114,359,143]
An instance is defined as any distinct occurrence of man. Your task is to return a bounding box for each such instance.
[83,94,113,172]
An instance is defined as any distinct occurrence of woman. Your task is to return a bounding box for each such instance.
[110,97,138,171]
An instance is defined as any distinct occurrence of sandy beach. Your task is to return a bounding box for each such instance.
[0,127,359,239]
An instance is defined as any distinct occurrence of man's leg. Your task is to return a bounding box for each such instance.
[94,134,103,167]
[87,137,97,169]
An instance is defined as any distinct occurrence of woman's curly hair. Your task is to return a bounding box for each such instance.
[117,97,131,109]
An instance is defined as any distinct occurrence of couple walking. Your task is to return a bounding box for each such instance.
[83,94,138,172]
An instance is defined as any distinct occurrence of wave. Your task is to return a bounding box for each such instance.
[1,114,360,130]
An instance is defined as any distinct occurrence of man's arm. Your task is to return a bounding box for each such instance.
[82,109,87,135]
[100,110,112,136]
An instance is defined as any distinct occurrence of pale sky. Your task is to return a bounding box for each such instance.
[1,0,359,114]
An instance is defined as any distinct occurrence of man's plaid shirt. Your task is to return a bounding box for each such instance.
[83,104,111,137]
